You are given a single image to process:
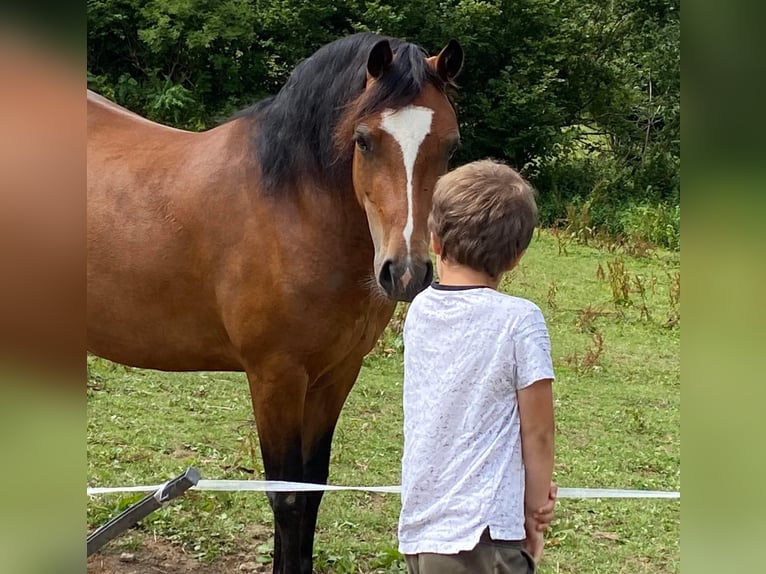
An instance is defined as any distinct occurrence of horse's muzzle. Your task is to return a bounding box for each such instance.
[378,258,433,302]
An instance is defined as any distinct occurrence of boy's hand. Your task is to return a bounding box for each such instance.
[532,481,558,531]
[524,518,545,563]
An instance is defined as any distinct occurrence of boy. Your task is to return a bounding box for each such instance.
[398,160,556,573]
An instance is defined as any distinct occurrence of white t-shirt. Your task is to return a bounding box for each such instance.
[398,284,554,555]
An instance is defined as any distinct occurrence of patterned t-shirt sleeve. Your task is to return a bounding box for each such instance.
[513,306,555,390]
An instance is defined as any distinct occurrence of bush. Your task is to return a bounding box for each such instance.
[618,202,680,250]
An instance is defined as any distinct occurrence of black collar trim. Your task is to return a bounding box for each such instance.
[431,282,489,291]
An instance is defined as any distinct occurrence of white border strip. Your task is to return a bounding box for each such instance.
[87,480,679,499]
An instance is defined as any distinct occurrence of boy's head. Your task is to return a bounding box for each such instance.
[428,159,538,280]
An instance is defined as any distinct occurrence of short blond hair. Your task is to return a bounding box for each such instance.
[428,159,538,279]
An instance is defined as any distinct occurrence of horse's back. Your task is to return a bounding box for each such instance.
[87,90,190,136]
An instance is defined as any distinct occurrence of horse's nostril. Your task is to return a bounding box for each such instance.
[379,259,431,300]
[378,260,395,294]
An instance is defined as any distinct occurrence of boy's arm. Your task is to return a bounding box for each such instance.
[518,378,555,525]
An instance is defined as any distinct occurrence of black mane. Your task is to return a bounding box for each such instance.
[234,33,447,195]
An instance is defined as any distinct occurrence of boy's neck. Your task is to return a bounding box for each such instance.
[436,257,502,290]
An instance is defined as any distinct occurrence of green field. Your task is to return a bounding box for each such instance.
[87,230,680,573]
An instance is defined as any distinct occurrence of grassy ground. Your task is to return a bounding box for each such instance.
[87,230,680,573]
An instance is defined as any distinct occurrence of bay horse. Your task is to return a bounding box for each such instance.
[87,33,462,574]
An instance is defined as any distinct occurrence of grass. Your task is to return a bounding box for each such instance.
[87,230,680,573]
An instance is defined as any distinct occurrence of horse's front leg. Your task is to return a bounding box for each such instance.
[247,365,308,574]
[299,356,365,574]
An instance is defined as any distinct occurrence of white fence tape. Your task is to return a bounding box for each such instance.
[87,480,679,499]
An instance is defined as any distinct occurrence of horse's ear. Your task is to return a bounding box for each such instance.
[428,39,463,82]
[367,39,393,79]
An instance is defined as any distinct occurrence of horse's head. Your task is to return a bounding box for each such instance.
[340,38,463,302]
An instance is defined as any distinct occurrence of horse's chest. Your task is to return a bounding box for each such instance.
[342,306,389,351]
[301,298,394,375]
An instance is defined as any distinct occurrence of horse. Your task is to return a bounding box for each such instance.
[87,32,463,573]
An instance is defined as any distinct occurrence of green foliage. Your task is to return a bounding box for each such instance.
[87,0,358,128]
[87,0,680,244]
[619,202,680,250]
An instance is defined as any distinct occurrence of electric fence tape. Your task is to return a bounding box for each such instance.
[87,480,679,499]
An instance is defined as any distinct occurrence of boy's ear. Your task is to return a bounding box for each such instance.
[430,232,442,255]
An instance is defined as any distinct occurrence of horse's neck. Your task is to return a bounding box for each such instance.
[211,118,375,276]
[297,184,374,255]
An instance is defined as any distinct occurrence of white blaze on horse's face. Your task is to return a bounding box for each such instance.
[379,105,434,257]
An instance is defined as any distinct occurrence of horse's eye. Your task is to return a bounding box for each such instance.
[355,132,372,152]
[448,140,461,159]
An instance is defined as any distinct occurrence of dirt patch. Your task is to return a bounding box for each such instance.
[87,531,272,574]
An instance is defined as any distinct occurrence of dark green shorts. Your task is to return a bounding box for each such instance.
[404,528,535,574]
